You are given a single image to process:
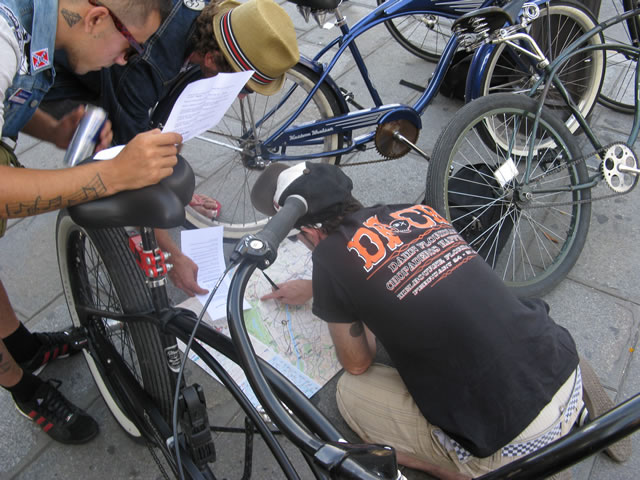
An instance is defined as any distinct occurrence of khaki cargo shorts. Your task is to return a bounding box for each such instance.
[336,363,581,478]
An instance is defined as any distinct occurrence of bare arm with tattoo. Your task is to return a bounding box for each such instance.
[0,129,182,219]
[327,321,376,375]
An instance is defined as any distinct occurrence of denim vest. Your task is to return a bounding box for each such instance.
[0,0,57,138]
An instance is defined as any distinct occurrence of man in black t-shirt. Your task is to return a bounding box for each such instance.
[251,162,630,479]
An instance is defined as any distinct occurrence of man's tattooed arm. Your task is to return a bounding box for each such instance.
[4,174,107,218]
[349,321,365,338]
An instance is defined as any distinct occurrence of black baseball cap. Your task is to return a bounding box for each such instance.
[251,161,353,217]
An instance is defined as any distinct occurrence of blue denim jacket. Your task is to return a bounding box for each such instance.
[0,0,57,138]
[46,0,204,145]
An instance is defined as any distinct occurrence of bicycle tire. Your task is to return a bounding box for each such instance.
[56,212,176,437]
[376,0,453,62]
[182,62,345,238]
[597,0,640,113]
[478,0,605,134]
[425,93,592,298]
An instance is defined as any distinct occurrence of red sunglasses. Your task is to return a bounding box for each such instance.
[87,0,145,57]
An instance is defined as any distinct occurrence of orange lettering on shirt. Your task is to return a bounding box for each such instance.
[363,216,402,250]
[347,227,386,272]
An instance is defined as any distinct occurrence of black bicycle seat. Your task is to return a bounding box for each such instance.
[287,0,341,11]
[68,155,195,229]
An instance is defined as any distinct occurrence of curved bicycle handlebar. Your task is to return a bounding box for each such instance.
[257,195,308,255]
[227,196,400,479]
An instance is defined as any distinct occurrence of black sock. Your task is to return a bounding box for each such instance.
[5,372,43,403]
[3,323,41,364]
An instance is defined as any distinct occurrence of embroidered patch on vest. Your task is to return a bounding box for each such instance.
[8,88,32,105]
[31,48,49,71]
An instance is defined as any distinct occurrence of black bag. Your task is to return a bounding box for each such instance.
[447,164,515,260]
[439,50,473,101]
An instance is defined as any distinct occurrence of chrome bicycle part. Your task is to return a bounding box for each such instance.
[521,2,540,21]
[601,143,640,192]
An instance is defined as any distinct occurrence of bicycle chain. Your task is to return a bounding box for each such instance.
[520,142,638,209]
[146,439,172,480]
[337,152,400,167]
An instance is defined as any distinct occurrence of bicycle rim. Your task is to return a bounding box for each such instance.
[376,0,453,62]
[182,63,344,238]
[480,1,604,134]
[426,94,592,297]
[598,0,640,113]
[56,213,175,436]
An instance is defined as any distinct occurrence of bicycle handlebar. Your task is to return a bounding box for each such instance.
[230,195,307,268]
[227,196,401,479]
[257,195,308,254]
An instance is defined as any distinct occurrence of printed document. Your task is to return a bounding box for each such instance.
[181,226,248,321]
[162,70,253,141]
[91,71,252,160]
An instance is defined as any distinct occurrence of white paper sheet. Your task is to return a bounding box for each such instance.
[92,144,125,160]
[162,70,254,141]
[181,226,229,321]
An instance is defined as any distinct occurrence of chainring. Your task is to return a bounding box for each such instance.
[601,143,639,193]
[374,119,420,159]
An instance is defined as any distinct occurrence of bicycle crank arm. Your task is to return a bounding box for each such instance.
[392,131,430,162]
[618,165,640,174]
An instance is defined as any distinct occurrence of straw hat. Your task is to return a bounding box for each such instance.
[213,0,300,95]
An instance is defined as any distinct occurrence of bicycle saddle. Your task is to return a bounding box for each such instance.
[452,0,528,35]
[68,155,195,229]
[287,0,341,11]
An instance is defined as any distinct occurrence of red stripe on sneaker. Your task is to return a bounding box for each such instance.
[61,344,69,355]
[42,351,51,364]
[52,347,60,360]
[43,422,53,432]
[36,416,46,425]
[28,410,37,419]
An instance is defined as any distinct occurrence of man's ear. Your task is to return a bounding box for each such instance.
[301,227,324,246]
[84,5,110,33]
[203,51,217,72]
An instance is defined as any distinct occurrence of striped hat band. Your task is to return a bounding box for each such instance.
[219,10,275,86]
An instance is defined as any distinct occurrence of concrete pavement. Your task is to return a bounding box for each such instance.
[1,1,640,479]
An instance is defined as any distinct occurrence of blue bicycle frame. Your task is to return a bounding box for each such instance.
[255,0,525,162]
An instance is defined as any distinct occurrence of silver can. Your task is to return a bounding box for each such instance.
[63,105,108,167]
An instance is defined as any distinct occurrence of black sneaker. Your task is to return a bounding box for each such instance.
[13,379,99,444]
[20,328,84,376]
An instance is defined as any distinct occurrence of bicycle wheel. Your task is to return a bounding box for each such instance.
[425,93,592,298]
[479,0,605,134]
[56,212,176,437]
[597,0,640,113]
[182,63,344,237]
[376,0,453,62]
